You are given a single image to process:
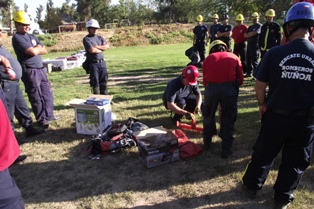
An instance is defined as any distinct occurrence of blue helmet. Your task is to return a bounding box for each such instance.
[284,2,314,26]
[283,2,314,39]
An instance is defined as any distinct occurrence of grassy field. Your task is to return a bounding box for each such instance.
[10,43,314,209]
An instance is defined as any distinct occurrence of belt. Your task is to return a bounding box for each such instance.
[2,79,19,83]
[269,108,308,116]
[206,81,236,86]
[92,59,104,63]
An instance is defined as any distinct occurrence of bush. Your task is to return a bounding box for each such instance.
[37,34,59,47]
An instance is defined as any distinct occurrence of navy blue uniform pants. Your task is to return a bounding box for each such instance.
[21,68,55,124]
[0,168,25,209]
[233,42,247,74]
[203,82,238,153]
[89,60,108,95]
[195,41,206,62]
[2,80,33,128]
[163,96,197,121]
[242,110,314,204]
[246,44,260,76]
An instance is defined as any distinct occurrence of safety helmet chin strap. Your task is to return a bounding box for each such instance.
[284,20,313,42]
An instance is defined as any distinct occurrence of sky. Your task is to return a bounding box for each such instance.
[14,0,119,20]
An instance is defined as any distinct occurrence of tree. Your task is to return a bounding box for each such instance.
[0,0,14,32]
[44,0,62,32]
[35,5,44,23]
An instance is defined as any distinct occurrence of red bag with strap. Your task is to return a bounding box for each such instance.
[172,129,203,161]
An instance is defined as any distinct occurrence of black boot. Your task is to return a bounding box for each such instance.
[93,87,100,94]
[100,83,108,95]
[25,125,45,137]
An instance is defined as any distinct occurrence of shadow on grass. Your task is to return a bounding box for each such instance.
[10,66,314,208]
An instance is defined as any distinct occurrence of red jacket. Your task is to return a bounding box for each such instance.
[0,100,20,171]
[202,52,244,86]
[232,24,248,43]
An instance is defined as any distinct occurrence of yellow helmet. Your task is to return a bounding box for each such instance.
[196,15,203,22]
[251,12,260,19]
[265,9,276,17]
[236,14,244,21]
[212,14,219,19]
[209,40,228,53]
[13,10,31,25]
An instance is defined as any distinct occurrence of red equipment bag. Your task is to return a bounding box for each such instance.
[172,129,203,161]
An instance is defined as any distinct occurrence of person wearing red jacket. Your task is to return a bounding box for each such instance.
[0,99,25,208]
[232,14,248,75]
[202,40,244,158]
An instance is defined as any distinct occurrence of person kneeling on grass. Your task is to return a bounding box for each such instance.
[162,65,202,125]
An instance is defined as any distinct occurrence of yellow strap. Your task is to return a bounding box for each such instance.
[261,26,269,51]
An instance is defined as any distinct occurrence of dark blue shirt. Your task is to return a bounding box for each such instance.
[217,24,233,44]
[210,23,222,42]
[0,46,23,80]
[256,38,314,110]
[246,23,262,45]
[12,33,44,68]
[163,76,201,103]
[83,34,106,61]
[193,24,208,42]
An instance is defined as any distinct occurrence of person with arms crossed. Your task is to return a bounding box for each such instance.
[232,14,248,75]
[0,30,45,138]
[12,11,59,129]
[242,2,314,209]
[83,19,110,95]
[217,14,233,51]
[244,12,262,78]
[163,65,202,125]
[202,40,244,158]
[209,14,221,43]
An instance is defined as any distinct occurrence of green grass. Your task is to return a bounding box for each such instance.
[11,43,314,209]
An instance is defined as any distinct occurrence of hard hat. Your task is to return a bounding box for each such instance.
[284,2,314,26]
[212,14,219,19]
[196,15,203,22]
[293,0,314,5]
[251,12,260,19]
[13,10,31,25]
[265,9,276,17]
[86,19,100,29]
[221,14,229,20]
[283,2,314,38]
[208,40,228,54]
[236,14,244,21]
[182,65,199,85]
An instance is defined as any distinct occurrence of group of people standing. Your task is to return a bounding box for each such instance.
[192,9,282,78]
[0,10,110,208]
[164,2,314,209]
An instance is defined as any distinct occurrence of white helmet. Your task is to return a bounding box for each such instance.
[86,19,100,29]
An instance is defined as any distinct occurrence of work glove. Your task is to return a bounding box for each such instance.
[185,112,195,120]
[194,106,202,116]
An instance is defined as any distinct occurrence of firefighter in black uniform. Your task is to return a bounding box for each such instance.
[242,2,314,209]
[193,15,210,63]
[259,9,282,59]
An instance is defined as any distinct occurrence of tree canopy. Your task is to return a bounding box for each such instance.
[0,0,293,32]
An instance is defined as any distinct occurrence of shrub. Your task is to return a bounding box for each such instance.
[37,34,59,47]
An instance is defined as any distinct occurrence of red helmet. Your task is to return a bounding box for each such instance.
[182,65,199,85]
